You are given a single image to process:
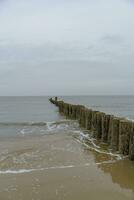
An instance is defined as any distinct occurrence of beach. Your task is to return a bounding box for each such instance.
[0,96,133,199]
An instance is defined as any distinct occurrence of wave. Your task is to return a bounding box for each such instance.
[13,120,79,135]
[0,120,77,127]
[0,122,47,126]
[74,131,123,160]
[0,160,117,174]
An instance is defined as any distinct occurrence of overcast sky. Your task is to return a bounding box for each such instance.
[0,0,134,96]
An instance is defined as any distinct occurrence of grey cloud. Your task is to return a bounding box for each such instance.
[0,0,6,3]
[101,35,124,44]
[0,60,133,96]
[125,0,134,3]
[0,0,134,95]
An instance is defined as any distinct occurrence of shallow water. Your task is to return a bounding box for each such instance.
[0,96,133,200]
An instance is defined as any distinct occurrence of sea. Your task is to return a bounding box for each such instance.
[0,96,133,200]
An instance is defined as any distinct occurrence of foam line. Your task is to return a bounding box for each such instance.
[75,138,122,160]
[0,165,79,174]
[0,159,119,175]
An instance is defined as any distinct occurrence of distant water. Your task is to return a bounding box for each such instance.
[0,96,133,200]
[0,96,134,124]
[61,96,134,120]
[0,96,60,123]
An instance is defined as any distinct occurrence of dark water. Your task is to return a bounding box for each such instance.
[0,96,133,200]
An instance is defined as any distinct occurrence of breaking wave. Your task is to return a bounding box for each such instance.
[0,120,78,128]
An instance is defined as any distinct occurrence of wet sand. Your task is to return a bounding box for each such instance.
[0,130,133,200]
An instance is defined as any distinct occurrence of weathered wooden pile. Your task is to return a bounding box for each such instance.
[49,97,134,160]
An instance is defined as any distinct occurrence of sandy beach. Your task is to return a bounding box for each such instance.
[0,130,133,200]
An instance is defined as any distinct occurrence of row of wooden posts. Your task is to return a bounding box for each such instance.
[49,97,134,160]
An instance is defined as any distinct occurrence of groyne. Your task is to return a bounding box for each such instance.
[49,97,134,160]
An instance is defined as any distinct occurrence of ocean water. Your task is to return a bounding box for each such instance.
[61,95,134,120]
[0,96,133,200]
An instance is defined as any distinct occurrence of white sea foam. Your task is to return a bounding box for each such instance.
[75,137,122,160]
[96,160,117,165]
[20,129,25,135]
[20,128,33,135]
[46,122,56,131]
[73,129,123,160]
[126,117,134,122]
[74,130,100,149]
[0,168,43,174]
[0,165,79,174]
[46,120,78,132]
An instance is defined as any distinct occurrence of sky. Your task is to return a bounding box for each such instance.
[0,0,134,96]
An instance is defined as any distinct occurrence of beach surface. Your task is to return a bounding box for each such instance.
[0,96,133,199]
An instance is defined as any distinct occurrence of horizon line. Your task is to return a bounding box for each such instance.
[0,94,134,97]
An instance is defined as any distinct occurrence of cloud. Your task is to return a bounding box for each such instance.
[125,0,134,3]
[101,35,124,44]
[0,0,6,3]
[0,0,134,95]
